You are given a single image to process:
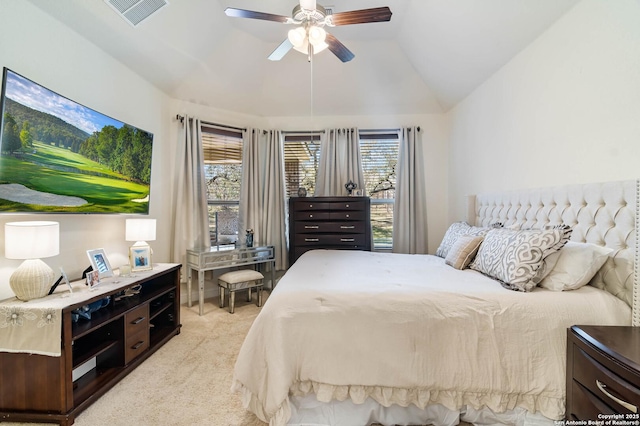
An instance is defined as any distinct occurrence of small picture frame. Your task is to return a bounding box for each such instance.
[352,189,364,197]
[86,248,113,279]
[60,267,73,294]
[130,245,152,272]
[86,270,100,289]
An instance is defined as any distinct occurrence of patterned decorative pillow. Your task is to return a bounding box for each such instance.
[445,235,484,270]
[435,222,500,258]
[469,225,572,292]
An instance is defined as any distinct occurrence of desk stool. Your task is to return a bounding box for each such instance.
[218,270,264,314]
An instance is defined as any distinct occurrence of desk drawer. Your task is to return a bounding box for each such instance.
[573,347,640,413]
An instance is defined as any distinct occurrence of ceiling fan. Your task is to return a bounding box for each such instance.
[224,0,392,63]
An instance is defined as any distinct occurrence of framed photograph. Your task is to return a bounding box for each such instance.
[86,270,100,289]
[352,189,364,197]
[86,248,113,279]
[130,245,152,272]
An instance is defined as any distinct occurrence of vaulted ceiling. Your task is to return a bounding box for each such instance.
[28,0,579,117]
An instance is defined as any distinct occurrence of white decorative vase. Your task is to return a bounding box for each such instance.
[9,259,55,301]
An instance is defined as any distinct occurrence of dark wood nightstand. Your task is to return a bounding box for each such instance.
[566,325,640,420]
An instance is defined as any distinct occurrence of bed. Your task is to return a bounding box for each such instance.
[232,179,639,426]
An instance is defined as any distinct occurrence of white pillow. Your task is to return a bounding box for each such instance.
[539,241,613,291]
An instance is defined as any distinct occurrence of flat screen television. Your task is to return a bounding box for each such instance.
[0,68,153,213]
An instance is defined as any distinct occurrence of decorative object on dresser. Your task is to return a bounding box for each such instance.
[4,221,60,301]
[566,325,640,419]
[0,263,182,426]
[86,248,113,279]
[288,196,371,265]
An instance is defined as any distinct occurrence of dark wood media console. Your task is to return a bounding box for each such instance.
[0,263,182,425]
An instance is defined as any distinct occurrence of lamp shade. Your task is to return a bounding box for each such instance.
[126,219,156,242]
[5,221,59,260]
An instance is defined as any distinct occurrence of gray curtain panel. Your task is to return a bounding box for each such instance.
[392,126,428,254]
[171,116,211,273]
[315,128,365,196]
[239,129,288,271]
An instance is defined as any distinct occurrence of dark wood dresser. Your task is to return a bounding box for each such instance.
[566,325,640,420]
[288,196,371,265]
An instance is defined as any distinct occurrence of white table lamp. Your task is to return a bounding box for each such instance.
[125,218,156,247]
[5,221,60,301]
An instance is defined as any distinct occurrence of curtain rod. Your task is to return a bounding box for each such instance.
[360,127,421,133]
[175,115,246,132]
[282,130,325,134]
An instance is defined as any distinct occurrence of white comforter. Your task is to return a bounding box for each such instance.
[232,250,631,426]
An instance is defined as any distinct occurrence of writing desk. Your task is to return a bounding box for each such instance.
[186,245,275,315]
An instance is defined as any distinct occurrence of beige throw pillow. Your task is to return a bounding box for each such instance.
[445,235,484,270]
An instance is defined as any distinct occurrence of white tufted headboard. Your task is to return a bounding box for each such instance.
[467,180,640,326]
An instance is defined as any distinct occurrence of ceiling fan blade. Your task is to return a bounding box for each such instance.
[329,7,392,26]
[325,33,354,63]
[224,8,289,23]
[268,39,294,61]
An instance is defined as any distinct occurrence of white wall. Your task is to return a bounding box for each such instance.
[0,2,174,300]
[447,0,640,226]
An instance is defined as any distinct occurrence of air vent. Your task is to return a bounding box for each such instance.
[104,0,169,27]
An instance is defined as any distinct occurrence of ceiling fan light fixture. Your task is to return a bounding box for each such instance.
[288,27,307,47]
[308,25,326,45]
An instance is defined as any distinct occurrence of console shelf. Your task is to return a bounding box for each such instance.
[0,263,181,426]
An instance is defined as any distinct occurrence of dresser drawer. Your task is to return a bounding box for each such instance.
[125,304,149,337]
[294,222,367,234]
[573,347,640,413]
[332,200,365,210]
[294,211,331,221]
[570,380,616,420]
[125,328,149,364]
[296,234,367,246]
[292,202,332,211]
[330,211,366,221]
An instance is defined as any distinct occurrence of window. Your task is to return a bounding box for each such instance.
[283,134,321,197]
[201,124,243,244]
[359,132,399,250]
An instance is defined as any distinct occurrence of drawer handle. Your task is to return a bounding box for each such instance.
[346,204,349,208]
[132,341,145,350]
[341,238,355,242]
[304,225,319,229]
[345,214,350,218]
[340,226,355,229]
[305,238,319,242]
[596,380,638,413]
[131,317,146,325]
[309,214,313,218]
